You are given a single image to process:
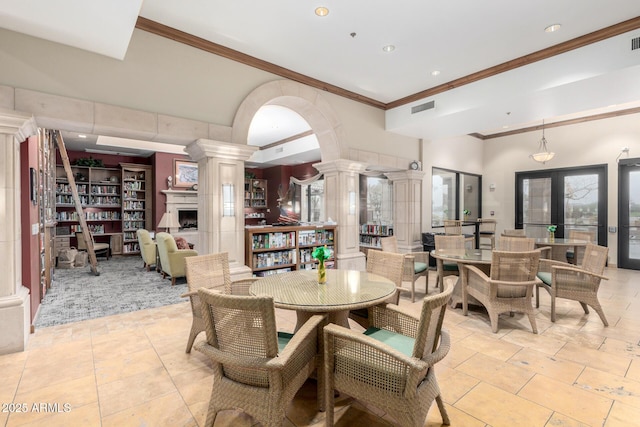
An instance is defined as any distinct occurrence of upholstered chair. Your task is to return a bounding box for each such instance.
[136,229,156,271]
[75,231,111,259]
[155,232,198,285]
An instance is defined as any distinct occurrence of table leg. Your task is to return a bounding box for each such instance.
[449,262,488,309]
[295,310,349,331]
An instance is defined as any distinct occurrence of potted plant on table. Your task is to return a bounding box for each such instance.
[312,245,332,284]
[547,225,557,242]
[463,209,470,221]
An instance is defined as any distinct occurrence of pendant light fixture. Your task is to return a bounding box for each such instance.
[530,119,555,164]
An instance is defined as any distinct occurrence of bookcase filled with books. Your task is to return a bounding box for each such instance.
[245,224,337,277]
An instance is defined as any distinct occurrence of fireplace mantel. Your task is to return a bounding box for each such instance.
[161,189,198,234]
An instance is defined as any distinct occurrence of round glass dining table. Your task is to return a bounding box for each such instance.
[250,269,397,330]
[534,238,588,264]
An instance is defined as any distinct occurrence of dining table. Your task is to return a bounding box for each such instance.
[534,237,588,264]
[249,269,397,331]
[430,248,493,308]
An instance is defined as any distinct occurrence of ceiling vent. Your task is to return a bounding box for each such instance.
[411,100,435,114]
[632,36,640,51]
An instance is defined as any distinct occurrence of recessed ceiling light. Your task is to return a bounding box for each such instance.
[315,7,329,17]
[544,24,561,33]
[431,70,440,76]
[78,134,87,138]
[382,45,395,53]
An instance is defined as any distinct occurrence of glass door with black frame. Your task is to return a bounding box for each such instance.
[619,159,640,270]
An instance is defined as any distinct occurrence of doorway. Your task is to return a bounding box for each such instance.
[618,158,640,269]
[516,165,607,245]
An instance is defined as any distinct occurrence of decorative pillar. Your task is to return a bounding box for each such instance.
[313,160,368,271]
[0,109,37,354]
[185,139,257,279]
[385,170,425,253]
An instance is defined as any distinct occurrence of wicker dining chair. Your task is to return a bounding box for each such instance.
[434,235,466,292]
[462,250,541,334]
[477,218,497,249]
[565,229,597,265]
[501,229,527,237]
[380,236,429,302]
[195,289,326,427]
[536,243,609,325]
[349,250,404,328]
[496,236,535,251]
[324,279,454,427]
[182,252,257,353]
[443,219,463,235]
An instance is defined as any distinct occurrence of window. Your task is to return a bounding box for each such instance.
[299,179,324,222]
[432,167,481,227]
[516,165,607,244]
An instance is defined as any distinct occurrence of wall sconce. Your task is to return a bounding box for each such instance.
[222,184,234,217]
[349,191,356,215]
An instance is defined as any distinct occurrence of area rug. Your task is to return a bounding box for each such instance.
[35,256,187,328]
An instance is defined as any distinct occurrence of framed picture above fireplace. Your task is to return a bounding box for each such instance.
[174,160,198,188]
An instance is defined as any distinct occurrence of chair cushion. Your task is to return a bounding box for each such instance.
[537,272,552,286]
[364,327,415,357]
[277,331,294,353]
[566,250,575,259]
[414,261,428,274]
[443,262,459,271]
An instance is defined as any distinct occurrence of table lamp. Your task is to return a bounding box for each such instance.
[157,211,181,233]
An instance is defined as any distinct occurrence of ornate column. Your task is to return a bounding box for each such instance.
[313,159,368,271]
[0,109,37,354]
[385,170,425,253]
[185,139,257,279]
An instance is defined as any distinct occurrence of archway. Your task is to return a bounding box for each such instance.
[231,80,347,161]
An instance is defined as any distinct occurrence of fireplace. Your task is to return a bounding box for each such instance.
[178,209,197,229]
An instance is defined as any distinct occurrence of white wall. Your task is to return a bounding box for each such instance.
[482,112,640,264]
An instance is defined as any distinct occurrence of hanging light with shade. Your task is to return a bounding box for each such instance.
[529,119,555,164]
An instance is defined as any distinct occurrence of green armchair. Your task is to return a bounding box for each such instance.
[136,229,157,271]
[155,232,198,285]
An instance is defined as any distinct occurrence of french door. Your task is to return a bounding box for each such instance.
[618,159,640,269]
[516,165,607,246]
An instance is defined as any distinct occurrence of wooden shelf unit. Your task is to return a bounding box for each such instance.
[245,224,337,277]
[359,223,394,250]
[121,163,152,255]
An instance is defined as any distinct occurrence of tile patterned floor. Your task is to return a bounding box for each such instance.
[2,266,639,426]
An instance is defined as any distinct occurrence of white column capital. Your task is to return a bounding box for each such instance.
[186,138,257,162]
[312,159,368,175]
[384,169,426,181]
[0,108,37,142]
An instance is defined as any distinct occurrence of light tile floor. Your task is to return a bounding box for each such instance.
[2,266,639,427]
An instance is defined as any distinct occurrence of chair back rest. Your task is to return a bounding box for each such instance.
[75,231,96,250]
[490,250,540,282]
[434,234,465,250]
[380,236,399,253]
[136,229,151,245]
[185,252,231,293]
[413,280,454,360]
[443,220,463,235]
[501,229,526,237]
[568,229,596,243]
[155,232,176,271]
[580,244,608,275]
[496,236,535,251]
[366,250,404,287]
[478,218,497,233]
[198,288,279,386]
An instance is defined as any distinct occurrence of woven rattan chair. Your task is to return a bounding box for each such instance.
[349,250,404,328]
[501,229,526,237]
[496,236,535,251]
[195,289,325,427]
[182,252,257,353]
[462,250,541,333]
[477,218,497,249]
[380,236,429,302]
[536,243,609,325]
[566,229,597,265]
[443,219,463,235]
[324,279,454,427]
[434,235,465,292]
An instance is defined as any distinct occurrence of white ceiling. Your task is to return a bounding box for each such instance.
[2,1,640,163]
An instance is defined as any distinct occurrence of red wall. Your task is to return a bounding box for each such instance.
[151,152,189,229]
[20,135,41,324]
